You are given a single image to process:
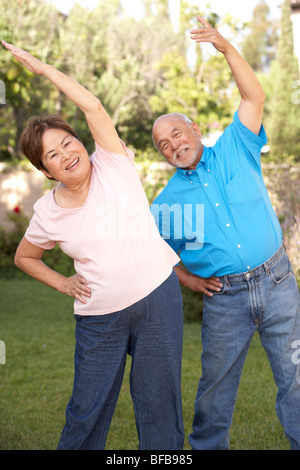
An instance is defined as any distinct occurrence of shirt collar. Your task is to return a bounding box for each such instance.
[176,146,207,177]
[197,146,207,168]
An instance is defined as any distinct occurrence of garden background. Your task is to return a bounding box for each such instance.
[0,0,299,450]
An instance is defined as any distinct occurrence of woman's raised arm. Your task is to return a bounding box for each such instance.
[2,40,126,155]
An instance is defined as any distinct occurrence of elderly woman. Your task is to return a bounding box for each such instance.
[2,40,184,450]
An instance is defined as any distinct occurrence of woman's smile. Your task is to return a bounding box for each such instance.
[65,157,80,171]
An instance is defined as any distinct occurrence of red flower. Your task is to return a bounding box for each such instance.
[13,206,20,213]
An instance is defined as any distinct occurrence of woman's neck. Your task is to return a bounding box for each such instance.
[54,164,93,208]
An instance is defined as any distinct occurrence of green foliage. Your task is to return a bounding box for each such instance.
[261,163,300,281]
[149,12,240,134]
[241,0,278,71]
[0,208,29,269]
[0,0,63,158]
[181,284,203,323]
[0,0,248,161]
[1,0,299,163]
[267,0,300,161]
[0,207,74,278]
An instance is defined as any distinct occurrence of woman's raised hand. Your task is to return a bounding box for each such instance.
[2,39,125,154]
[2,40,46,74]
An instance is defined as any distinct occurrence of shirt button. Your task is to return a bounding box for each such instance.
[207,169,210,172]
[215,203,219,207]
[226,223,230,227]
[237,244,241,248]
[247,266,251,270]
[190,181,193,184]
[189,171,192,175]
[204,183,208,187]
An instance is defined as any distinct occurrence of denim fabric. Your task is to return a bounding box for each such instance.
[57,271,184,450]
[189,244,300,450]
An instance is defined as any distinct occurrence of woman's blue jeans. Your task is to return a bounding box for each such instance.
[57,271,184,450]
[189,244,300,450]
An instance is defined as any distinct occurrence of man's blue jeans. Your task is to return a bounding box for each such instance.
[189,244,300,450]
[57,271,184,450]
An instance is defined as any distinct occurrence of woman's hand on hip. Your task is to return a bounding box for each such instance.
[61,274,91,304]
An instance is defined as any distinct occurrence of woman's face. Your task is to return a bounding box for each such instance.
[40,128,90,184]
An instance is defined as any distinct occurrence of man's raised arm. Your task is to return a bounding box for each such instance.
[190,16,265,135]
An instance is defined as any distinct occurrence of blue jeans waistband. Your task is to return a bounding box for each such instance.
[221,243,286,285]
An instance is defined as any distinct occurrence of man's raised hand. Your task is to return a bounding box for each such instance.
[190,16,229,54]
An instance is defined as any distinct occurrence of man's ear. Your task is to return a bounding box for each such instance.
[191,122,202,138]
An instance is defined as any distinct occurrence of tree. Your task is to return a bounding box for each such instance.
[0,0,62,159]
[241,0,278,72]
[91,4,183,149]
[0,0,267,162]
[0,0,181,156]
[144,0,169,18]
[150,9,242,136]
[268,0,300,160]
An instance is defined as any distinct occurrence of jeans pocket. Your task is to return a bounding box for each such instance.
[270,253,293,284]
[208,282,228,296]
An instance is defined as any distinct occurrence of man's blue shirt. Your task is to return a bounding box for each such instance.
[151,111,282,277]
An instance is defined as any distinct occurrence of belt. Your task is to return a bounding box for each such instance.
[221,243,286,286]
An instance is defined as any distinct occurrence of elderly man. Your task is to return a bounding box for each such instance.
[151,16,300,450]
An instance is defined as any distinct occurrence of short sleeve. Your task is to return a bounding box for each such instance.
[25,211,56,250]
[91,140,135,169]
[212,111,268,179]
[232,111,267,161]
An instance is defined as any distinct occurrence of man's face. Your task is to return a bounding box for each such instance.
[152,115,203,170]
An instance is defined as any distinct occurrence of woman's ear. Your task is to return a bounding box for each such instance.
[40,167,56,181]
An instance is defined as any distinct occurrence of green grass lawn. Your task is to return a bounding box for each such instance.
[0,278,289,450]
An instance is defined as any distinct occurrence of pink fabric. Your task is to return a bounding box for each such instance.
[25,143,179,315]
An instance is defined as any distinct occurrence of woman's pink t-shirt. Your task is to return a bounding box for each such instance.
[25,143,179,315]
